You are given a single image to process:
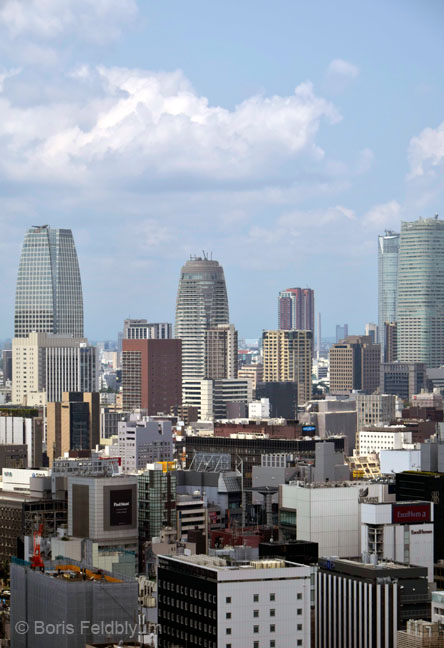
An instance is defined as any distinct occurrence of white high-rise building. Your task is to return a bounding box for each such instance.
[175,256,229,383]
[397,216,444,366]
[12,332,98,405]
[14,225,83,338]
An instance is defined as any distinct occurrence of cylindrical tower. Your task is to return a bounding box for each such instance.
[175,256,229,381]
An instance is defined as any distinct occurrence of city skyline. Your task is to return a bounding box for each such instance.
[0,1,442,340]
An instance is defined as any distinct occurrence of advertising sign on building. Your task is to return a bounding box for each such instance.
[392,503,431,524]
[110,488,133,526]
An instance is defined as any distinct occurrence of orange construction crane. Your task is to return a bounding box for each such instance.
[30,523,44,570]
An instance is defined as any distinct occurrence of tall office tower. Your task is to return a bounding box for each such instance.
[123,319,172,339]
[14,225,83,338]
[384,321,397,362]
[262,329,313,406]
[365,322,378,344]
[46,391,100,466]
[378,230,399,353]
[335,323,349,342]
[317,312,322,359]
[397,216,444,366]
[12,332,98,405]
[175,256,229,381]
[121,338,182,414]
[205,323,238,379]
[278,287,314,331]
[329,335,380,394]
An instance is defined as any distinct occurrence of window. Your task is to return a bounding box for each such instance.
[226,612,231,620]
[226,597,231,604]
[297,624,302,631]
[253,610,259,618]
[270,609,275,617]
[270,625,275,633]
[253,594,259,602]
[226,628,231,635]
[226,645,231,648]
[297,593,302,600]
[254,626,259,634]
[270,593,275,601]
[297,641,303,646]
[297,608,302,615]
[254,643,259,648]
[270,642,276,648]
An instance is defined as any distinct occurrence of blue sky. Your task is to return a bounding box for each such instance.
[0,0,444,341]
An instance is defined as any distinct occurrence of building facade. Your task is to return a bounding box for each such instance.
[397,217,444,366]
[175,256,229,382]
[123,319,172,339]
[12,332,98,405]
[329,335,380,395]
[15,225,83,338]
[278,287,315,332]
[121,338,182,414]
[380,362,427,400]
[316,558,429,648]
[158,554,311,648]
[378,231,400,353]
[118,416,173,472]
[205,324,238,380]
[262,330,312,406]
[46,392,100,466]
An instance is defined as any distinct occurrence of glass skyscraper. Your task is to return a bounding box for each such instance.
[397,216,444,366]
[175,256,229,381]
[378,231,399,353]
[14,225,83,338]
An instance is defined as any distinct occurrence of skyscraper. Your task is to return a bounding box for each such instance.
[397,216,444,366]
[175,256,229,381]
[14,225,83,338]
[378,230,399,353]
[278,287,314,331]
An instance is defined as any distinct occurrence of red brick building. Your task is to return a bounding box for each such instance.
[122,339,182,414]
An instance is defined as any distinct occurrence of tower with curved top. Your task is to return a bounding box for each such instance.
[14,225,84,338]
[175,255,229,381]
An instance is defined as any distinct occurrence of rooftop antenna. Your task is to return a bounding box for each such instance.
[435,213,439,220]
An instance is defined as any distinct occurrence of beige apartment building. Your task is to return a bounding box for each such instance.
[12,332,97,405]
[262,329,312,406]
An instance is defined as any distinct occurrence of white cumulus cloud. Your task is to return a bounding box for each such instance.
[408,120,444,177]
[0,66,341,186]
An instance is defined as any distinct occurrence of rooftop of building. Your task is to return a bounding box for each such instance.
[319,556,428,579]
[159,554,303,572]
[12,557,129,583]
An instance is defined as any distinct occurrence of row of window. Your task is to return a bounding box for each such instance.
[159,596,216,617]
[227,642,302,648]
[161,581,216,602]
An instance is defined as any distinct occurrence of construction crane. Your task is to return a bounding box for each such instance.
[30,523,44,571]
